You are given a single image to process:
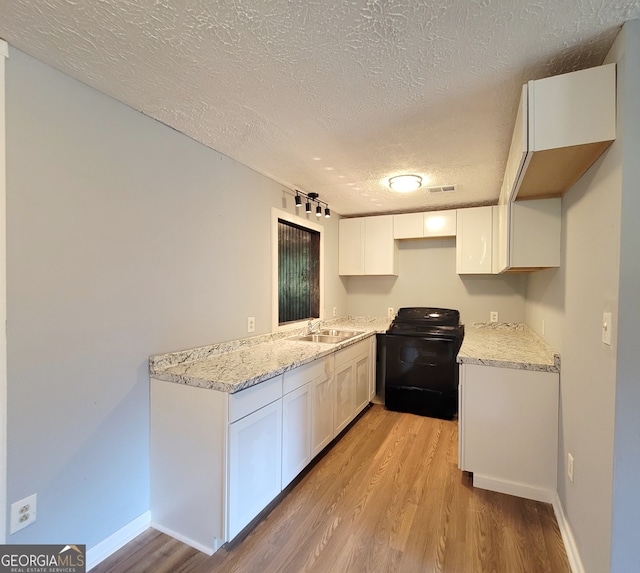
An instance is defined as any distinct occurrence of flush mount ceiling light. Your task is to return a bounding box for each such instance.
[388,174,423,192]
[294,190,330,219]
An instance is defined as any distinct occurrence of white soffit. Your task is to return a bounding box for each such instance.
[0,1,638,216]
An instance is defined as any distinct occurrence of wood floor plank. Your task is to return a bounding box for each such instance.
[95,406,571,573]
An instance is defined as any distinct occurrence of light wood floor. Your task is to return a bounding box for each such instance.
[94,405,570,573]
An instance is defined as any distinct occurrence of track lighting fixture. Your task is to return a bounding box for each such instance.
[293,190,331,219]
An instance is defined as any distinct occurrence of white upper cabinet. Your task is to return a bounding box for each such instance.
[497,198,561,273]
[456,206,494,274]
[339,218,365,275]
[393,212,423,239]
[502,63,616,202]
[393,210,457,239]
[339,215,398,276]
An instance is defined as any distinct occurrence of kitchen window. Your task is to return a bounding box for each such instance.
[271,209,324,329]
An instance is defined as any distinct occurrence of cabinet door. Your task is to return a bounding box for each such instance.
[496,203,510,273]
[334,361,354,435]
[393,212,424,239]
[282,384,312,488]
[368,336,376,402]
[395,211,457,239]
[339,218,365,275]
[364,215,398,275]
[423,210,457,237]
[228,400,282,540]
[510,198,561,269]
[460,363,558,498]
[458,368,467,470]
[456,206,494,274]
[530,63,616,152]
[501,84,529,203]
[354,352,370,415]
[311,371,334,458]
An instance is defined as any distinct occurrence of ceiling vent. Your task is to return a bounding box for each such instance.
[427,184,457,193]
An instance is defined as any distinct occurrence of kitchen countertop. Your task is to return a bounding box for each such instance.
[149,316,391,393]
[458,322,560,373]
[149,317,560,393]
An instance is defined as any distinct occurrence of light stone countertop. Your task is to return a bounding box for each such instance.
[458,323,560,373]
[149,317,560,393]
[149,317,391,393]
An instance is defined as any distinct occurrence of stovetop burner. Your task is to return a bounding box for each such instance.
[388,307,462,335]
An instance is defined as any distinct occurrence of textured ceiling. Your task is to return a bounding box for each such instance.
[1,1,639,216]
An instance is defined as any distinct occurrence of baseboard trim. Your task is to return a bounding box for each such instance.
[87,512,151,571]
[551,493,585,573]
[150,521,220,556]
[472,474,556,503]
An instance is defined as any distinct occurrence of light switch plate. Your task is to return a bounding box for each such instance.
[602,312,612,346]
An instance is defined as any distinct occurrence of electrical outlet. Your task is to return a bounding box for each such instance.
[247,316,255,333]
[567,453,574,483]
[542,319,546,336]
[10,493,37,534]
[333,306,337,317]
[387,307,395,319]
[490,311,499,323]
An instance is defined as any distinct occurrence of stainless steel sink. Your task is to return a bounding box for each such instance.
[289,330,364,344]
[317,329,364,338]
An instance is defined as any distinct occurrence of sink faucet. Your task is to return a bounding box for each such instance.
[307,319,323,334]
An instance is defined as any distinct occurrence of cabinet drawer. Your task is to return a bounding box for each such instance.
[283,356,334,395]
[335,338,369,367]
[229,375,283,423]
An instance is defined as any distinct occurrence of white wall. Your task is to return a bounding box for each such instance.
[345,238,526,324]
[525,21,640,573]
[610,19,640,573]
[4,48,347,549]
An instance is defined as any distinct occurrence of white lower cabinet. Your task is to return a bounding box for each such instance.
[334,360,354,434]
[368,335,376,402]
[282,384,312,487]
[458,363,559,502]
[354,352,370,414]
[228,399,283,539]
[334,339,371,434]
[151,337,374,555]
[311,368,335,458]
[282,354,334,485]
